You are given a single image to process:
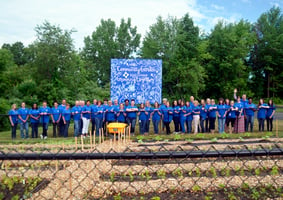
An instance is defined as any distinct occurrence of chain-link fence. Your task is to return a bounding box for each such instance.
[1,141,283,200]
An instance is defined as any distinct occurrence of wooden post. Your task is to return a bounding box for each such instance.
[123,128,126,144]
[102,128,104,143]
[62,143,65,151]
[75,137,78,150]
[81,135,84,150]
[99,128,101,144]
[276,119,278,138]
[128,125,131,142]
[89,130,92,149]
[93,129,96,148]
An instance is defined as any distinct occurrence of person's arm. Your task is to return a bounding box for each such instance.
[57,113,61,123]
[9,115,14,126]
[51,110,55,123]
[233,88,237,100]
[62,114,66,124]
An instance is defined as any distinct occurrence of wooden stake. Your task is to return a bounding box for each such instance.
[102,128,104,143]
[123,128,126,144]
[93,129,96,148]
[81,135,84,150]
[75,137,78,150]
[89,130,92,149]
[99,129,101,144]
[276,119,278,138]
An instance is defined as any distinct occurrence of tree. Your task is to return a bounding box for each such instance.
[82,18,141,86]
[2,42,28,66]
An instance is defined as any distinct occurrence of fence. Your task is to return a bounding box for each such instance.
[1,141,283,200]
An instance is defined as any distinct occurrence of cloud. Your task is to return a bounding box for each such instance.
[211,4,224,10]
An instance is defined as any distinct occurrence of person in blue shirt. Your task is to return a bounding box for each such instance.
[116,103,126,123]
[58,99,66,137]
[82,100,92,137]
[90,99,97,135]
[62,103,71,137]
[51,101,61,137]
[205,98,211,132]
[217,98,228,134]
[257,99,269,132]
[234,96,245,133]
[224,99,230,133]
[200,99,207,133]
[72,100,82,138]
[30,103,40,138]
[105,100,116,124]
[126,99,138,135]
[192,101,201,134]
[113,99,120,120]
[39,101,50,139]
[124,99,130,124]
[145,101,152,135]
[226,100,238,133]
[172,100,180,133]
[160,98,168,133]
[244,97,256,132]
[102,98,109,134]
[266,99,276,132]
[94,101,104,136]
[185,101,193,134]
[179,101,187,134]
[162,101,173,135]
[138,103,149,135]
[234,89,248,130]
[208,99,218,133]
[18,102,29,139]
[150,102,162,134]
[8,104,18,139]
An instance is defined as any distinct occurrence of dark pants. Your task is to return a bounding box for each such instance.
[152,120,160,134]
[42,123,48,137]
[227,118,236,127]
[164,121,171,135]
[205,117,209,132]
[64,121,70,137]
[59,118,64,136]
[91,118,96,135]
[53,122,59,137]
[145,120,150,133]
[31,123,39,138]
[245,115,254,132]
[95,118,103,136]
[139,120,147,135]
[266,117,273,131]
[11,123,17,139]
[258,118,265,132]
[129,118,136,134]
[200,117,206,133]
[173,116,180,132]
[186,120,192,133]
[209,117,216,130]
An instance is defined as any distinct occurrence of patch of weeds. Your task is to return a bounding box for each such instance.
[173,134,181,141]
[192,185,202,193]
[157,169,166,179]
[154,135,163,141]
[172,168,183,178]
[270,166,279,176]
[210,138,218,143]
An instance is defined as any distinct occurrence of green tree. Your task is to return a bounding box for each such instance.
[2,42,28,66]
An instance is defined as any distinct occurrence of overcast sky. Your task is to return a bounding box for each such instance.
[0,0,282,50]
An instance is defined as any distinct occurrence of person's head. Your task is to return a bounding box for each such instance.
[145,100,150,107]
[268,99,273,106]
[54,101,58,108]
[97,100,102,106]
[180,100,185,107]
[108,100,112,106]
[237,96,241,103]
[119,103,124,109]
[93,99,97,105]
[173,100,178,107]
[162,98,167,105]
[186,101,190,107]
[21,102,25,108]
[124,99,129,106]
[140,103,145,109]
[248,97,253,103]
[219,98,224,105]
[131,99,135,106]
[206,98,211,105]
[114,99,118,105]
[12,104,17,110]
[86,100,90,106]
[230,100,235,107]
[166,101,170,107]
[194,100,199,107]
[211,99,215,105]
[201,99,205,106]
[242,94,247,100]
[225,99,230,105]
[190,96,194,102]
[178,99,182,105]
[66,103,70,109]
[42,101,47,107]
[62,99,66,105]
[103,98,108,105]
[258,98,264,105]
[32,103,38,109]
[75,100,79,106]
[81,100,85,106]
[154,101,159,108]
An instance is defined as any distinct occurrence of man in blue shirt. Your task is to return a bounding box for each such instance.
[51,101,61,137]
[8,104,18,139]
[90,99,97,135]
[72,100,82,138]
[244,97,256,132]
[126,99,138,135]
[58,99,66,137]
[18,102,29,139]
[39,101,50,139]
[82,100,92,137]
[62,103,71,137]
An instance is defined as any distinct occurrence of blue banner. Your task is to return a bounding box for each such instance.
[111,59,162,104]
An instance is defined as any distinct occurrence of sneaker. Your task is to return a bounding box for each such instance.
[44,136,47,140]
[40,135,43,139]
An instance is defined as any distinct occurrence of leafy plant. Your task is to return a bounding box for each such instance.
[210,167,217,178]
[173,168,183,178]
[238,137,244,142]
[255,168,261,176]
[221,133,229,139]
[157,169,166,179]
[192,185,201,192]
[113,193,122,200]
[270,166,279,176]
[210,138,218,143]
[110,172,116,182]
[154,136,163,141]
[195,168,201,177]
[151,196,160,200]
[173,134,181,141]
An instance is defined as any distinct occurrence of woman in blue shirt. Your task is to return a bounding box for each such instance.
[116,103,126,123]
[208,99,217,134]
[179,101,187,134]
[162,101,173,135]
[94,101,104,136]
[172,100,180,133]
[150,102,162,134]
[217,98,228,134]
[200,99,207,133]
[138,103,149,135]
[227,100,238,133]
[126,99,138,135]
[185,101,193,134]
[8,104,18,139]
[244,98,256,132]
[257,99,269,132]
[266,99,276,132]
[30,103,40,138]
[145,101,152,135]
[62,103,71,137]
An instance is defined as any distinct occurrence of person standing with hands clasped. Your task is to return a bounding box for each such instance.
[8,104,18,139]
[151,102,162,134]
[162,101,173,135]
[30,103,40,138]
[192,101,200,134]
[39,101,50,139]
[226,101,238,133]
[244,97,256,132]
[217,98,227,134]
[51,101,61,137]
[257,99,269,132]
[126,99,138,135]
[266,99,276,132]
[62,103,71,137]
[138,103,148,135]
[18,102,29,139]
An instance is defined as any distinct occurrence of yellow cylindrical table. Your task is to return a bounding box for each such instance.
[107,122,128,144]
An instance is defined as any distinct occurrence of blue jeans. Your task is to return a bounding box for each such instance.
[31,123,39,138]
[129,118,136,134]
[180,117,186,133]
[64,121,70,137]
[186,120,192,133]
[74,120,81,137]
[95,118,103,136]
[152,120,160,134]
[139,120,147,135]
[245,115,254,132]
[42,122,49,137]
[200,117,206,133]
[218,118,226,133]
[20,122,29,139]
[145,120,150,133]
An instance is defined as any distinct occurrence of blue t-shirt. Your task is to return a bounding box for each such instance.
[8,110,18,124]
[173,106,180,118]
[200,105,207,119]
[208,105,217,118]
[245,103,256,116]
[234,102,243,116]
[257,103,268,119]
[162,107,173,122]
[58,104,66,113]
[51,107,61,121]
[217,104,227,118]
[152,108,162,121]
[227,106,237,119]
[192,105,201,116]
[62,108,71,121]
[39,106,51,123]
[18,108,29,123]
[29,109,40,123]
[90,104,97,119]
[71,106,82,121]
[94,106,104,119]
[105,105,116,121]
[82,105,92,119]
[186,106,193,121]
[145,107,152,120]
[267,105,276,118]
[127,106,138,119]
[116,109,126,122]
[139,108,149,121]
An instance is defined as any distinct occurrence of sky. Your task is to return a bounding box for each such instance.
[0,0,282,50]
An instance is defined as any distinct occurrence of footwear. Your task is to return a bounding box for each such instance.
[44,136,47,140]
[40,135,43,139]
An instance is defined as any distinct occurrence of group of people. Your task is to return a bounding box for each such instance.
[8,89,276,139]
